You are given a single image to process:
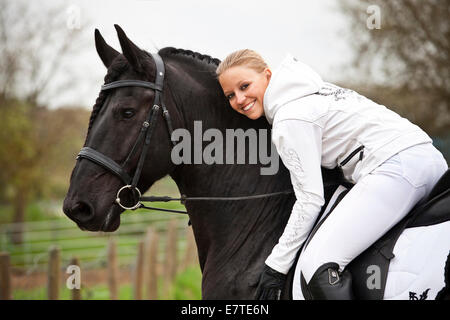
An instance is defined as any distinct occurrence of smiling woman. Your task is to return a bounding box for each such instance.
[216,45,448,300]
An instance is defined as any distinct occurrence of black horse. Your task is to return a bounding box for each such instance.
[64,25,450,299]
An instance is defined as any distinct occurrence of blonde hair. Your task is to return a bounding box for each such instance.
[216,49,268,78]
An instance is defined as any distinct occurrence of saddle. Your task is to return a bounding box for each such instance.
[287,168,450,300]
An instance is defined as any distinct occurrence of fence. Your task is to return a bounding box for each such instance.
[0,211,199,300]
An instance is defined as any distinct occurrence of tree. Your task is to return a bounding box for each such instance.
[0,0,90,243]
[0,1,89,105]
[339,0,450,136]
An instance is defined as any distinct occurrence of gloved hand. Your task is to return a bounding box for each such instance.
[254,264,287,300]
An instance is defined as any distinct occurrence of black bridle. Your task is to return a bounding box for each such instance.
[77,53,293,215]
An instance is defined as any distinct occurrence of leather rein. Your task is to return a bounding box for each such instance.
[76,52,293,215]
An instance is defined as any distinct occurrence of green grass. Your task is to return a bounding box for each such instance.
[173,267,202,300]
[13,283,132,300]
[3,176,202,300]
[12,266,202,300]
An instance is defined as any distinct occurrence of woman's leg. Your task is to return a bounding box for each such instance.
[299,143,447,299]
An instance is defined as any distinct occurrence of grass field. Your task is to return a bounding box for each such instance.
[12,267,202,300]
[1,176,203,300]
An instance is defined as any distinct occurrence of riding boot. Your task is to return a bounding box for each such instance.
[301,262,355,300]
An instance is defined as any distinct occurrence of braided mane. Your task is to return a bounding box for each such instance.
[159,47,221,68]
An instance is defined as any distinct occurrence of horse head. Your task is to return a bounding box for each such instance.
[63,25,178,231]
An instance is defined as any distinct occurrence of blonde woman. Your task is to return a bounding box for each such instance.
[216,49,448,299]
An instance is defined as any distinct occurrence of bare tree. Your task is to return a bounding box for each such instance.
[339,0,450,135]
[0,0,89,105]
[0,0,90,243]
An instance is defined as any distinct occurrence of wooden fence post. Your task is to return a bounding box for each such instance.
[133,240,145,300]
[47,246,60,300]
[163,218,178,298]
[107,238,118,300]
[0,252,11,300]
[69,257,81,300]
[183,228,198,270]
[145,227,159,300]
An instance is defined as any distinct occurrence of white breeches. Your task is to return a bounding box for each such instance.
[298,142,448,284]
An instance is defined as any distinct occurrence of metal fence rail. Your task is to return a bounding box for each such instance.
[0,211,190,271]
[0,209,199,300]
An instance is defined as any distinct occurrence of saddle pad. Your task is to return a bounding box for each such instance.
[384,221,450,300]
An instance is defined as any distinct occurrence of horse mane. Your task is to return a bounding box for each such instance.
[159,47,221,69]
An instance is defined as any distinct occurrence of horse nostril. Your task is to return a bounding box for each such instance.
[69,202,95,224]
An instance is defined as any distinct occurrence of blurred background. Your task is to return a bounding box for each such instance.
[0,0,448,300]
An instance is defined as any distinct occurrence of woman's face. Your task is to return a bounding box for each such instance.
[219,66,271,120]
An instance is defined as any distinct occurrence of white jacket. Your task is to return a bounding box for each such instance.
[264,53,432,274]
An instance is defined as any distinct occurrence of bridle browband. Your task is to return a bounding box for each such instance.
[76,52,293,215]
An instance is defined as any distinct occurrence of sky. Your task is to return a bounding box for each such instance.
[43,0,355,108]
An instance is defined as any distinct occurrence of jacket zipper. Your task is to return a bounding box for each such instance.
[339,145,365,167]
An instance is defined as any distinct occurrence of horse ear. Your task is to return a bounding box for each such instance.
[95,29,120,68]
[114,24,144,72]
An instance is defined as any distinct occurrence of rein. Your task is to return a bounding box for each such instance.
[139,190,294,214]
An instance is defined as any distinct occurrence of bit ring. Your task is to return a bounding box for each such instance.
[115,185,142,210]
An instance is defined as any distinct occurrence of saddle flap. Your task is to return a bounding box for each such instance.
[408,188,450,228]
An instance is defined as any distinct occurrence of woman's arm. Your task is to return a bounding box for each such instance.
[265,118,325,274]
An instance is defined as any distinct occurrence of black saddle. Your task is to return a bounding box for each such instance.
[286,168,450,300]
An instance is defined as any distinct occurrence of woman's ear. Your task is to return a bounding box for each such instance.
[265,68,272,81]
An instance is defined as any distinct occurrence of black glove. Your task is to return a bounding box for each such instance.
[254,264,287,300]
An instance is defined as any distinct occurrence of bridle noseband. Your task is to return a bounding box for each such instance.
[77,52,293,215]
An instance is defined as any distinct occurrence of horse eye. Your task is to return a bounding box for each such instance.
[121,108,136,119]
